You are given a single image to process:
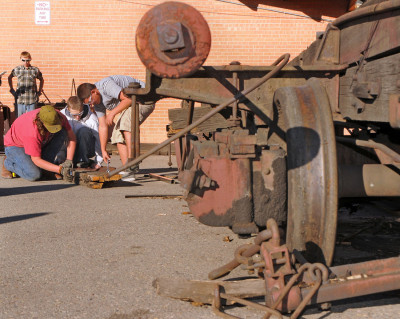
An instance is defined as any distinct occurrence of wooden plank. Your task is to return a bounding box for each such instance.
[154,277,266,305]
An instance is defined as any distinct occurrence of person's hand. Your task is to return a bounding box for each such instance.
[61,159,73,168]
[106,112,115,126]
[102,150,111,163]
[59,159,74,182]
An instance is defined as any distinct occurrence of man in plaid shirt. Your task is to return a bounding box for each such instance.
[8,51,44,118]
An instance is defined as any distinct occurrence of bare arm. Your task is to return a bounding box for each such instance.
[8,73,14,92]
[31,156,61,173]
[66,128,76,161]
[98,115,110,162]
[38,76,44,95]
[106,91,132,126]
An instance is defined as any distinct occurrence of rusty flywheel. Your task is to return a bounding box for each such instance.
[136,1,211,79]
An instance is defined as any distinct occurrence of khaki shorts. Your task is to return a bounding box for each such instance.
[110,103,155,145]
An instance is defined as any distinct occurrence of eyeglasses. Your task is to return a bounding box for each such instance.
[70,110,84,117]
[21,59,31,62]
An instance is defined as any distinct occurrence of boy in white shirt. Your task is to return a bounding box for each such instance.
[61,96,102,169]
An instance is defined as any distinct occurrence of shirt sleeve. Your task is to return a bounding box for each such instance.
[103,78,123,100]
[94,103,106,118]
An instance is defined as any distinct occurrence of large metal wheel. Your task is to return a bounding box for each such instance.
[136,1,211,79]
[273,78,338,265]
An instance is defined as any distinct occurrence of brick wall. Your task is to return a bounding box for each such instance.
[0,0,348,142]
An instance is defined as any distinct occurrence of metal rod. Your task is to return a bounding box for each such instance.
[125,194,182,198]
[336,137,400,163]
[301,270,400,306]
[129,82,141,161]
[135,96,140,158]
[107,53,290,177]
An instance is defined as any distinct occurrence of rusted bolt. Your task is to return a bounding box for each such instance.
[162,26,179,44]
[264,168,271,175]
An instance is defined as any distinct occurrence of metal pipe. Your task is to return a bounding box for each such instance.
[135,96,140,158]
[129,82,141,161]
[338,164,400,197]
[330,256,400,278]
[107,53,290,177]
[301,270,400,306]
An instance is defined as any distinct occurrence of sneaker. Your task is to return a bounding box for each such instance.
[1,156,13,179]
[120,170,136,182]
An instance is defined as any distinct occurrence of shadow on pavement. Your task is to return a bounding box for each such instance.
[0,212,50,225]
[0,184,75,197]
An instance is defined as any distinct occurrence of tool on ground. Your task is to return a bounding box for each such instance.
[106,160,110,174]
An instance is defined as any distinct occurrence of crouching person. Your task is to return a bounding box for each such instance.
[1,105,76,182]
[61,96,102,169]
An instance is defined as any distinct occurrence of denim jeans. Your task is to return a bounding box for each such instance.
[17,103,36,118]
[4,129,68,181]
[73,126,96,166]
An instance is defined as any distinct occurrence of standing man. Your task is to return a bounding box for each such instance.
[8,51,44,118]
[77,75,154,167]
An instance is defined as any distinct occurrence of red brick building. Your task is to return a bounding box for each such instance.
[0,0,350,143]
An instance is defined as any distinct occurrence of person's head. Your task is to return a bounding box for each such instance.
[77,83,101,106]
[36,105,62,135]
[20,51,32,67]
[67,96,84,119]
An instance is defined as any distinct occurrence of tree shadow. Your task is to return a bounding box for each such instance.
[0,184,76,197]
[0,212,50,224]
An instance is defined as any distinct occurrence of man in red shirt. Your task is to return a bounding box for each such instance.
[2,105,76,181]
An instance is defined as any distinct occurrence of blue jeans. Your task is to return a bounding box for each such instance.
[4,129,68,181]
[17,103,36,118]
[73,126,96,166]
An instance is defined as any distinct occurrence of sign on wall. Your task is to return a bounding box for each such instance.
[35,1,51,25]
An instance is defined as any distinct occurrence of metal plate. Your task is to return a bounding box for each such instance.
[273,78,338,265]
[136,1,211,78]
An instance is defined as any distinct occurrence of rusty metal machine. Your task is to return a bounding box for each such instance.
[108,1,400,316]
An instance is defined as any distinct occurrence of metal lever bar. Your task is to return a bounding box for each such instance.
[107,53,290,178]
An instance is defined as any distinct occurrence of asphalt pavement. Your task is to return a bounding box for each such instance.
[1,155,399,319]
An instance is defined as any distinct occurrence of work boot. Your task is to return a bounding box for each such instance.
[1,156,13,179]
